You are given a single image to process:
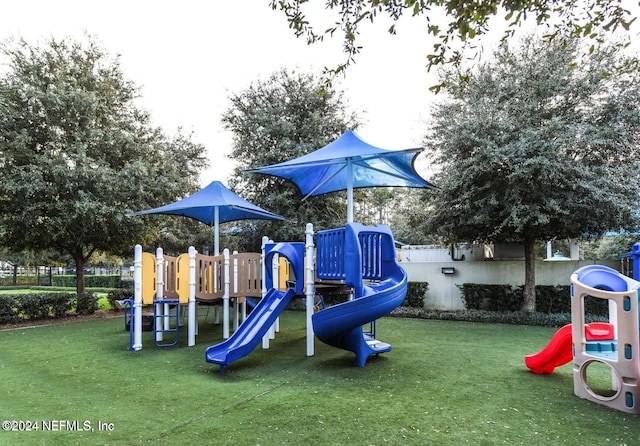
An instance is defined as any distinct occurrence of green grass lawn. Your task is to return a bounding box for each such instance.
[1,311,639,445]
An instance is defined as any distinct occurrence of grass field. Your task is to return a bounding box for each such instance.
[1,311,639,445]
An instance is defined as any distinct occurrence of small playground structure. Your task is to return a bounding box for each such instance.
[128,222,408,372]
[124,245,263,350]
[525,243,640,414]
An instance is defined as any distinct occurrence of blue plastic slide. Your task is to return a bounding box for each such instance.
[205,287,296,372]
[312,223,407,367]
[205,241,304,373]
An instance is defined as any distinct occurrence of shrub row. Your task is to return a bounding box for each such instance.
[314,281,429,309]
[390,307,609,327]
[0,276,37,286]
[458,283,609,316]
[0,292,99,324]
[51,275,121,288]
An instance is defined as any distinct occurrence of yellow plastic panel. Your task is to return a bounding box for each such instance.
[175,253,190,304]
[141,252,157,304]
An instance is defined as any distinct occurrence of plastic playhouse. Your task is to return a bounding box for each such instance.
[127,222,408,373]
[526,243,640,414]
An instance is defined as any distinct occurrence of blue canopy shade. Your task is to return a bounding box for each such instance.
[128,181,285,254]
[244,130,436,222]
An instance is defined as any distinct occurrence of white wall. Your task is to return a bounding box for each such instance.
[401,259,620,310]
[401,244,485,262]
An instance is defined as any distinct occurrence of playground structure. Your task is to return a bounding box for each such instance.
[525,243,640,414]
[125,245,263,350]
[128,222,408,371]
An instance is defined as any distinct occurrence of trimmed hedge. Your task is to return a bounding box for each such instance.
[51,275,121,288]
[390,307,609,327]
[0,292,99,324]
[458,283,609,316]
[0,296,20,324]
[75,292,99,315]
[403,282,429,308]
[458,284,519,311]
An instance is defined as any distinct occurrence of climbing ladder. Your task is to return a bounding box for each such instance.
[153,299,180,348]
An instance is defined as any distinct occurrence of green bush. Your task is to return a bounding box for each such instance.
[584,295,610,317]
[75,292,99,315]
[10,275,38,286]
[51,275,121,288]
[15,293,74,320]
[459,283,612,316]
[18,294,51,320]
[390,307,608,327]
[316,281,430,309]
[458,283,521,311]
[0,291,100,322]
[50,275,75,288]
[107,289,133,311]
[47,294,75,318]
[403,282,429,308]
[531,285,570,313]
[0,296,20,324]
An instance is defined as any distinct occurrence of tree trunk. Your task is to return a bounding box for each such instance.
[522,237,536,312]
[74,254,86,295]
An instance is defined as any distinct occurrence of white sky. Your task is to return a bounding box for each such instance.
[1,1,638,187]
[0,0,441,186]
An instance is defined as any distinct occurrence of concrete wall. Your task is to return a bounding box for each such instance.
[401,259,620,310]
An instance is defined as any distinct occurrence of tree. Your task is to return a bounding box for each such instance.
[419,33,640,311]
[382,189,437,245]
[144,216,214,257]
[222,69,359,251]
[0,36,207,296]
[581,235,638,261]
[271,0,637,84]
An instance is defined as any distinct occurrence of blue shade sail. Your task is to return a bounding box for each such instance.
[128,180,285,254]
[244,130,436,222]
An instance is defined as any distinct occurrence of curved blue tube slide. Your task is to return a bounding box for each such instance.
[312,223,407,367]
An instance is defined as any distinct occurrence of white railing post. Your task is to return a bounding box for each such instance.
[305,223,315,356]
[188,246,197,346]
[133,245,143,351]
[233,251,239,332]
[156,247,165,343]
[261,236,270,349]
[270,252,279,338]
[223,248,230,339]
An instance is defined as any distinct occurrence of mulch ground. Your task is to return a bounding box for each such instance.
[0,311,122,331]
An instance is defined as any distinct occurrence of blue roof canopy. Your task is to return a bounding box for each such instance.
[244,130,436,222]
[128,181,285,254]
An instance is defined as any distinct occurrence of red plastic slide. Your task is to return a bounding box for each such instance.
[525,324,574,374]
[525,323,615,374]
